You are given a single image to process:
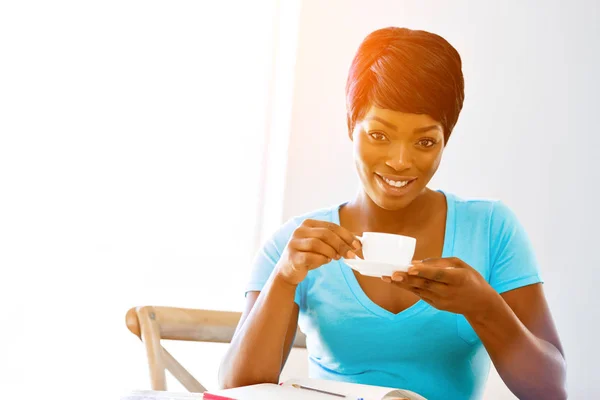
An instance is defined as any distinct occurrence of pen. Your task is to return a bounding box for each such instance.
[291,383,347,398]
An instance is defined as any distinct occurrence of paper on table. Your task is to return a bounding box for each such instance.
[212,378,426,400]
[282,378,426,400]
[210,383,337,399]
[123,378,427,400]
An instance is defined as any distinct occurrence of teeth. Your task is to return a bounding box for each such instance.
[382,176,409,188]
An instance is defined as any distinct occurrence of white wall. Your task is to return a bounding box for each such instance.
[0,1,282,398]
[282,0,600,398]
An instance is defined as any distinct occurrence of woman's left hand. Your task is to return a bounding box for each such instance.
[383,257,499,318]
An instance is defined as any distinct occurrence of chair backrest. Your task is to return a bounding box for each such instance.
[126,306,306,392]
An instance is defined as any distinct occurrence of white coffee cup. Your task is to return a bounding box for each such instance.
[356,232,417,265]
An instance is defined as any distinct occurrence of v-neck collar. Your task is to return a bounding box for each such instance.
[336,190,456,321]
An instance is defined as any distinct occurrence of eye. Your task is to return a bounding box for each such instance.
[368,132,388,141]
[417,138,437,148]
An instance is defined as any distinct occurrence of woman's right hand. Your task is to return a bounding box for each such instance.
[276,219,362,286]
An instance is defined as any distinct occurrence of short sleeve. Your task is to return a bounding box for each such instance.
[245,217,304,306]
[489,201,544,293]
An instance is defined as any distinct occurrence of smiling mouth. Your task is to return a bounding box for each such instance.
[374,173,417,195]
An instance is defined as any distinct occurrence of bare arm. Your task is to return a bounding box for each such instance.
[467,284,566,400]
[217,219,361,389]
[391,258,567,399]
[218,275,300,389]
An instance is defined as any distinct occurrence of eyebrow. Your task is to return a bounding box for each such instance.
[365,116,441,134]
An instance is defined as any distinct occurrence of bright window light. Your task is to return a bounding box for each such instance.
[0,1,295,397]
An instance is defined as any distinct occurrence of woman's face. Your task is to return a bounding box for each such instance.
[352,106,445,210]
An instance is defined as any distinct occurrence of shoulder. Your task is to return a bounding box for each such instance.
[287,204,340,226]
[446,191,515,223]
[444,191,527,249]
[444,191,525,242]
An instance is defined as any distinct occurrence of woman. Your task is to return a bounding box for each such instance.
[218,27,566,400]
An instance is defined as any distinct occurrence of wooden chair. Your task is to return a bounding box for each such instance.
[125,306,307,392]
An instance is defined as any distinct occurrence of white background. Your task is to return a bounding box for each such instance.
[1,1,598,399]
[0,1,282,397]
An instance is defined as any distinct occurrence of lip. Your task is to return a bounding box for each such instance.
[374,173,417,197]
[375,173,418,183]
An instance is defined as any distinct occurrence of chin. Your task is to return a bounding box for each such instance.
[373,196,415,210]
[367,188,421,210]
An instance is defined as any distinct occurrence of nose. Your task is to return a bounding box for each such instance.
[385,144,412,172]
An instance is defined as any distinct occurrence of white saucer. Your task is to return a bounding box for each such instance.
[343,258,411,278]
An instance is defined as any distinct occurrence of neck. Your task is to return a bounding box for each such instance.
[343,187,441,235]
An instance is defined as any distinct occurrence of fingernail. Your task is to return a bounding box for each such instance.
[408,268,419,276]
[352,240,361,250]
[391,274,404,282]
[346,250,356,259]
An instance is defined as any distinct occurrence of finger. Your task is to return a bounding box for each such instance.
[405,265,461,284]
[294,226,348,258]
[407,258,465,283]
[381,276,392,283]
[291,251,331,270]
[306,227,357,259]
[304,219,362,251]
[389,271,408,283]
[413,257,466,269]
[292,237,339,260]
[387,273,415,291]
[389,275,439,302]
[402,275,449,294]
[411,287,439,305]
[391,272,444,290]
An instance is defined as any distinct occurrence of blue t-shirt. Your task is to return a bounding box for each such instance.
[245,191,543,400]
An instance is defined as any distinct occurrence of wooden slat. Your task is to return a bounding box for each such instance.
[162,346,206,393]
[150,306,307,347]
[137,306,167,390]
[155,307,241,341]
[126,305,308,392]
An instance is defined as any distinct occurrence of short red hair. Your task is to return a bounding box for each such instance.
[346,27,465,143]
